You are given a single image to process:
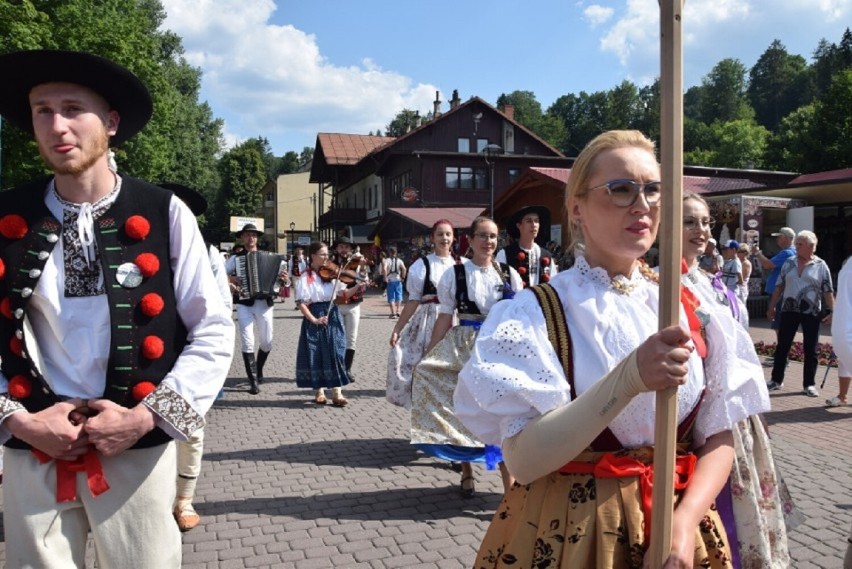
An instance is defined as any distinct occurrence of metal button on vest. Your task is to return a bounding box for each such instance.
[38,251,49,260]
[116,262,143,288]
[28,269,41,278]
[14,308,23,319]
[46,234,59,243]
[21,287,33,298]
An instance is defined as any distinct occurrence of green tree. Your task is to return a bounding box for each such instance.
[299,146,314,169]
[604,80,643,130]
[685,119,768,168]
[765,104,818,171]
[497,90,564,149]
[701,58,753,123]
[219,138,268,217]
[810,69,852,170]
[748,39,811,130]
[384,109,421,137]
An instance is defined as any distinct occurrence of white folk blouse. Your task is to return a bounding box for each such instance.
[406,254,464,302]
[456,254,768,449]
[437,260,524,316]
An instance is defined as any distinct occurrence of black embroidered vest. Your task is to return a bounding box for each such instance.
[0,176,187,450]
[503,242,553,288]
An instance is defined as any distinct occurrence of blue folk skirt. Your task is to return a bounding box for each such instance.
[295,302,350,389]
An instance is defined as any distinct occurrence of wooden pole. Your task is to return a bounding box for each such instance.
[649,0,684,566]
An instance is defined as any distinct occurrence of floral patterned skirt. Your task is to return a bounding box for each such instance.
[474,447,733,569]
[386,303,441,409]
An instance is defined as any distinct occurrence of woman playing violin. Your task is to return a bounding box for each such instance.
[295,241,358,406]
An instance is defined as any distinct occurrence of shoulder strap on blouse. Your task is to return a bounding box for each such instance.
[530,283,573,382]
[421,256,437,297]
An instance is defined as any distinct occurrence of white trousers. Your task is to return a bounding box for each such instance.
[176,427,204,500]
[236,301,274,353]
[337,302,361,350]
[3,443,180,569]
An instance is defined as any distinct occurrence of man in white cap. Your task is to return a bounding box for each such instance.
[697,237,723,275]
[752,227,796,340]
[0,50,234,566]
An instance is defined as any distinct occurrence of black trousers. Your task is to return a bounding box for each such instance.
[771,310,821,388]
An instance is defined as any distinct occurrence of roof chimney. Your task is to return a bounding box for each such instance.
[502,104,515,121]
[433,91,442,118]
[450,89,461,110]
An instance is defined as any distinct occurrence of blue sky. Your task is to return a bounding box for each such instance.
[160,0,851,156]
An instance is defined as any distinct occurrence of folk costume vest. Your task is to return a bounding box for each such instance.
[453,262,514,316]
[0,176,186,450]
[503,242,553,288]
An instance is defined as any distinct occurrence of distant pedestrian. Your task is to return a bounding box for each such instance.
[382,247,406,318]
[752,227,796,338]
[737,242,753,303]
[698,237,723,274]
[720,239,743,292]
[766,230,835,397]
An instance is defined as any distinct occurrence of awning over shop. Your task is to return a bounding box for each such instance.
[369,207,485,240]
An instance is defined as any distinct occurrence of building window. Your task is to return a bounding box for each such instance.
[446,166,487,190]
[476,138,489,152]
[391,171,412,200]
[509,168,521,185]
[458,138,470,153]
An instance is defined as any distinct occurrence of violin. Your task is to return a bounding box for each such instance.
[315,260,368,285]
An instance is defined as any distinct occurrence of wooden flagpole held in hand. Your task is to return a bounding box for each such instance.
[649,0,685,566]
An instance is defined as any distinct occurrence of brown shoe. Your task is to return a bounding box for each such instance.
[331,396,349,407]
[174,503,201,532]
[314,393,327,405]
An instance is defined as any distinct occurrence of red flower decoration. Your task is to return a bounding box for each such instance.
[139,293,165,317]
[541,257,550,266]
[141,335,165,359]
[0,297,12,319]
[8,374,31,399]
[518,266,527,275]
[135,253,160,277]
[0,257,5,279]
[9,335,22,357]
[0,215,28,240]
[516,251,526,261]
[132,381,157,402]
[125,215,150,240]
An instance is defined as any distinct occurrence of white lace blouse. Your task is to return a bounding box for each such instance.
[456,255,766,449]
[437,261,524,316]
[406,254,464,302]
[297,271,338,304]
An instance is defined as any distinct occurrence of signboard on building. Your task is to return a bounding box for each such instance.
[401,187,419,203]
[298,236,311,246]
[229,216,265,232]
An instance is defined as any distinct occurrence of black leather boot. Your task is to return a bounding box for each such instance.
[344,349,355,382]
[256,349,270,384]
[242,352,259,395]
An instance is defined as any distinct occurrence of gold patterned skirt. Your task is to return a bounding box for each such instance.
[474,447,733,569]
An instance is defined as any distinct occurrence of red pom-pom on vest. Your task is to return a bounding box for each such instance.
[141,335,165,359]
[132,381,157,402]
[0,257,5,279]
[0,215,28,239]
[139,293,165,317]
[518,266,527,275]
[9,335,22,357]
[516,251,526,261]
[541,257,550,266]
[125,216,150,240]
[542,273,550,282]
[0,298,12,319]
[8,375,31,399]
[135,253,160,277]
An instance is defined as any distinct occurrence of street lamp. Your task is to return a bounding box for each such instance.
[481,143,503,218]
[289,221,296,254]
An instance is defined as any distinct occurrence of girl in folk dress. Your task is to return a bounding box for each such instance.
[457,130,767,568]
[411,217,521,498]
[295,241,359,407]
[387,219,464,408]
[682,194,797,568]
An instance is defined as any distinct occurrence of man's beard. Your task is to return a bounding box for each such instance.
[40,128,111,176]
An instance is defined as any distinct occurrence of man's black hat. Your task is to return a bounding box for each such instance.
[159,182,208,217]
[0,50,153,146]
[506,205,551,239]
[236,223,264,238]
[334,234,355,248]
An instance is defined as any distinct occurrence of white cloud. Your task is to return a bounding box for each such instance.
[584,5,615,26]
[160,0,439,153]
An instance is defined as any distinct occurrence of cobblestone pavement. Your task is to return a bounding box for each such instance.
[0,291,849,568]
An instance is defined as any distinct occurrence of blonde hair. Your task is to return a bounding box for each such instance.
[565,130,657,252]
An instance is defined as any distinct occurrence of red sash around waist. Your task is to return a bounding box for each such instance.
[558,451,697,544]
[32,447,110,503]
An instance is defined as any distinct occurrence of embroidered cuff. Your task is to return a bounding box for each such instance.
[0,395,27,422]
[143,383,204,440]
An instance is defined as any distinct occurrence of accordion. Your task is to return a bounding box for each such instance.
[235,251,282,300]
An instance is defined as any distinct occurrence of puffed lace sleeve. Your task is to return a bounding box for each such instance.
[406,258,427,301]
[456,288,572,446]
[436,265,458,315]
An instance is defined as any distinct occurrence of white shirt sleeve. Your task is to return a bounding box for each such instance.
[406,259,427,300]
[833,258,852,371]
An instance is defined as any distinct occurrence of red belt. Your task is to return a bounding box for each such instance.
[421,298,440,304]
[559,452,697,544]
[32,447,110,503]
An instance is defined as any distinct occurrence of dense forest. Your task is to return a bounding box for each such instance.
[1,0,849,244]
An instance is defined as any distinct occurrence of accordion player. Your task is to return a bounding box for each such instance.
[235,251,283,302]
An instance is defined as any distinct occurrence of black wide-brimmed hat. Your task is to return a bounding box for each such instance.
[0,49,153,146]
[236,223,264,238]
[334,234,355,248]
[159,182,208,217]
[506,205,551,239]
